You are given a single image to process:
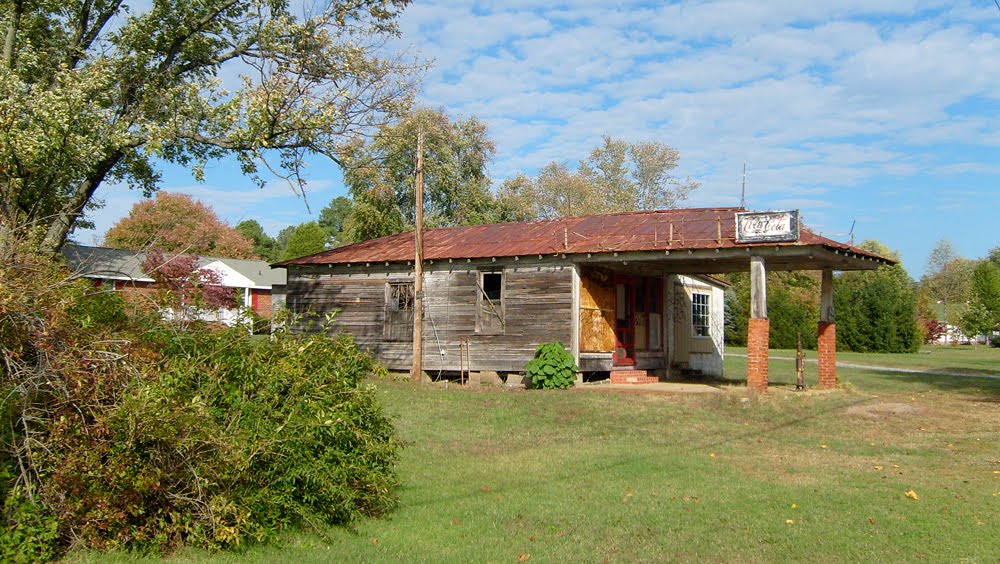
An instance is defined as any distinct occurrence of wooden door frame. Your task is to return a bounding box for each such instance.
[613,276,636,365]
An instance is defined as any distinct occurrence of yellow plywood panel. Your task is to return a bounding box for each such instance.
[580,267,615,311]
[579,267,616,352]
[580,307,616,352]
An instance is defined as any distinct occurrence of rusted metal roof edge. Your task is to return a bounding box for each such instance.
[273,208,895,268]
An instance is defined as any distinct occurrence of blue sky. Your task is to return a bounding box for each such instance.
[78,0,1000,277]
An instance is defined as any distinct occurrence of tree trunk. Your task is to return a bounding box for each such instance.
[39,153,121,255]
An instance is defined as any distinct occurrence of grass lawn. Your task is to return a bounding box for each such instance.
[75,348,1000,563]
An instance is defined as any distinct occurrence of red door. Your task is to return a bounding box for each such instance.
[613,279,635,365]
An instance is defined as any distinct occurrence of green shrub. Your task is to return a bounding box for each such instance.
[38,326,400,551]
[2,240,401,556]
[525,342,577,389]
[0,488,59,563]
[67,288,128,327]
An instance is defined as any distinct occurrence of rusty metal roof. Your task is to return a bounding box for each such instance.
[275,207,890,267]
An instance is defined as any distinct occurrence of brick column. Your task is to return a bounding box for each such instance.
[818,321,836,388]
[747,318,770,391]
[747,255,769,391]
[817,269,836,388]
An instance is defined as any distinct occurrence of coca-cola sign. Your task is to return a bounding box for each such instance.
[735,210,800,243]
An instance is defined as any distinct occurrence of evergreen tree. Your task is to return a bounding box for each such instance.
[834,261,921,353]
[236,220,279,262]
[281,222,328,261]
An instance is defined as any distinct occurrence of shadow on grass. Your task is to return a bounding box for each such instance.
[844,368,1000,397]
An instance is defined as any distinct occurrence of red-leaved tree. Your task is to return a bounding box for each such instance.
[142,250,236,320]
[105,193,256,258]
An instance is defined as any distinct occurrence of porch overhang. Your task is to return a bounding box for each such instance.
[568,243,888,275]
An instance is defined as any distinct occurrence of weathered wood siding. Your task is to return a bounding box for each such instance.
[285,261,574,372]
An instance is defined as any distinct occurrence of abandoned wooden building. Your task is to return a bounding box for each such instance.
[275,207,891,389]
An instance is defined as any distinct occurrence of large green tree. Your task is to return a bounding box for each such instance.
[342,107,497,242]
[500,136,699,220]
[834,241,921,353]
[919,238,975,326]
[318,195,354,247]
[281,221,327,261]
[960,261,1000,341]
[236,219,279,262]
[0,0,420,255]
[723,271,819,349]
[104,192,255,258]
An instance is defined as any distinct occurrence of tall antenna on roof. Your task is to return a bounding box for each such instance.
[739,163,747,209]
[848,219,856,245]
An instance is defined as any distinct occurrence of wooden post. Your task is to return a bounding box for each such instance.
[795,334,804,390]
[410,131,425,383]
[750,255,767,319]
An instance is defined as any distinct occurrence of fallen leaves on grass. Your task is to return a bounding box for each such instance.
[517,553,531,561]
[905,490,919,500]
[785,519,794,525]
[623,487,634,503]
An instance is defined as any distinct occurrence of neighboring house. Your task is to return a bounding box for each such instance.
[64,244,286,326]
[275,207,890,387]
[929,302,978,345]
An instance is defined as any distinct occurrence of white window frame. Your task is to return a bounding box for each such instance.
[692,292,710,338]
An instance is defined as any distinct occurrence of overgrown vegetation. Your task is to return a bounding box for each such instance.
[525,342,577,389]
[1,238,399,560]
[92,348,999,563]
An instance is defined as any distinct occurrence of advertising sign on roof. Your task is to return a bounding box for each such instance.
[735,210,800,243]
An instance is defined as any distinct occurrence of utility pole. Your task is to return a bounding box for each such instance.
[410,130,425,383]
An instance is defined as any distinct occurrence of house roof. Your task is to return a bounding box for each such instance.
[64,245,286,288]
[275,207,892,273]
[64,244,155,282]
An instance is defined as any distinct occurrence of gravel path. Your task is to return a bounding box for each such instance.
[728,353,1000,380]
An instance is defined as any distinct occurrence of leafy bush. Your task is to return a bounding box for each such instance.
[0,488,59,564]
[29,326,399,552]
[2,239,400,556]
[525,342,577,389]
[67,288,128,327]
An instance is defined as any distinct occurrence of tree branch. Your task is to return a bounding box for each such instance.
[156,0,243,76]
[3,0,24,69]
[40,150,124,255]
[66,0,125,70]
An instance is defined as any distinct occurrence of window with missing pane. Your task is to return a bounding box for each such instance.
[478,271,504,334]
[692,292,710,337]
[384,282,414,341]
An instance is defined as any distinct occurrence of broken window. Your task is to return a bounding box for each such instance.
[692,292,710,337]
[385,282,414,341]
[477,271,504,334]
